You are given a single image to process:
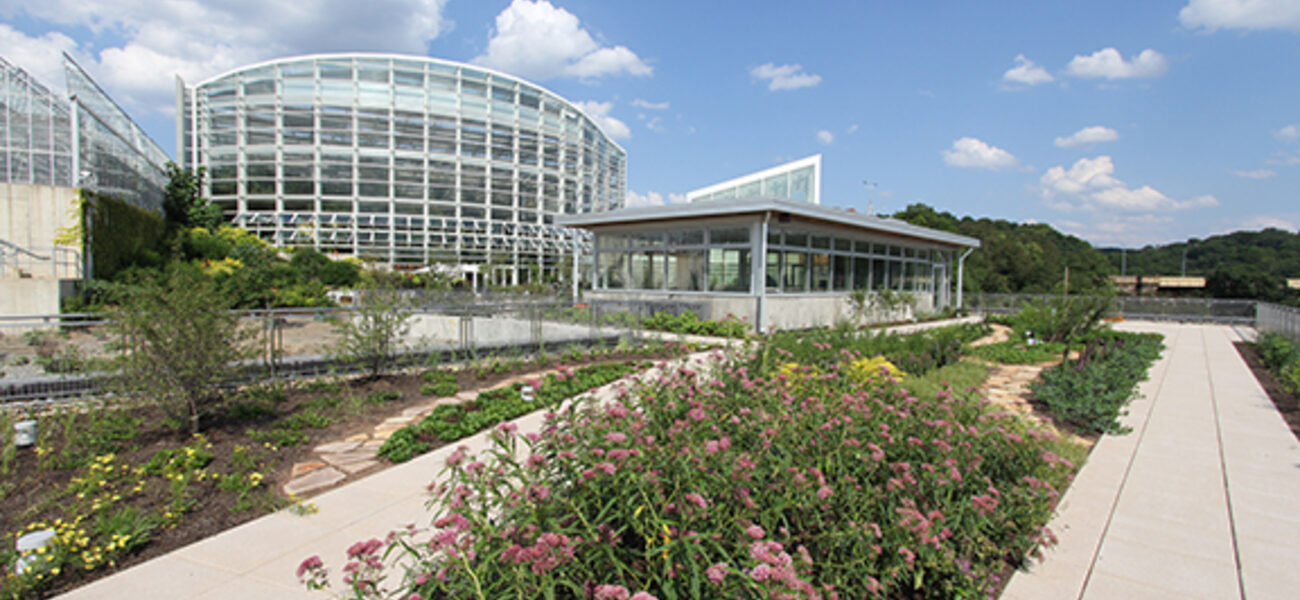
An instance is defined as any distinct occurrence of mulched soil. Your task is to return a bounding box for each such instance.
[1233,341,1300,442]
[1,347,685,598]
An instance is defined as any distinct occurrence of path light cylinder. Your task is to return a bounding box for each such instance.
[13,419,37,448]
[520,385,535,403]
[14,529,56,575]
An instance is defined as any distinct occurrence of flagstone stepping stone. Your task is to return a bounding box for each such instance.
[289,461,327,479]
[313,440,363,454]
[284,466,346,496]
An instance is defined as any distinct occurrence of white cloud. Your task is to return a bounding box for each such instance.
[1180,0,1300,33]
[574,100,630,140]
[631,98,669,110]
[1054,126,1120,148]
[1055,214,1177,246]
[846,124,859,134]
[1276,124,1300,142]
[472,0,650,81]
[1066,47,1168,79]
[1040,155,1218,211]
[645,116,664,133]
[1267,151,1300,165]
[0,24,81,91]
[1230,168,1277,179]
[0,0,450,113]
[625,190,686,207]
[1002,54,1054,86]
[1237,215,1298,231]
[749,63,821,91]
[816,130,834,145]
[942,137,1020,171]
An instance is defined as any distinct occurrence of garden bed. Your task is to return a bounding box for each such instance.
[0,342,694,598]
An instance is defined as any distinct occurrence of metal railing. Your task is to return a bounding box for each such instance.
[965,293,1258,324]
[1256,302,1300,343]
[0,298,710,405]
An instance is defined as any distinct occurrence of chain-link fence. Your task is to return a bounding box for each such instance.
[0,298,709,405]
[965,293,1257,324]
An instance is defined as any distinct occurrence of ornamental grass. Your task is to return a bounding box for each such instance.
[305,341,1083,599]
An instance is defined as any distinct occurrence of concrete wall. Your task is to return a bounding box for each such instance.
[586,290,935,332]
[1,183,82,280]
[0,279,71,317]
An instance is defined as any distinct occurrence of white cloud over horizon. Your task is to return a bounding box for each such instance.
[1066,47,1168,80]
[1054,126,1120,148]
[749,63,821,91]
[1276,124,1300,142]
[472,0,651,82]
[816,130,834,145]
[574,100,630,140]
[1230,168,1277,179]
[942,137,1020,170]
[1040,155,1218,212]
[1180,0,1300,33]
[632,98,669,110]
[625,190,686,207]
[0,0,451,113]
[1002,54,1054,87]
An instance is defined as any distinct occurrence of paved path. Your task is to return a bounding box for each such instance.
[1003,322,1300,600]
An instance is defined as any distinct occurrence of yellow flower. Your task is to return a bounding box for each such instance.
[847,355,907,385]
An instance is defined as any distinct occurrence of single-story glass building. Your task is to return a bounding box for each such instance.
[556,197,980,331]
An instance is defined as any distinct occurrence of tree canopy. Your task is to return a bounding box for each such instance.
[891,203,1115,295]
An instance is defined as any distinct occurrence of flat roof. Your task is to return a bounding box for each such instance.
[558,197,980,248]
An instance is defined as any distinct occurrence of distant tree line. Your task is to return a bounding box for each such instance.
[1098,228,1300,302]
[890,203,1114,296]
[892,203,1300,304]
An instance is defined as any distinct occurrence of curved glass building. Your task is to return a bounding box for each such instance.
[176,53,626,284]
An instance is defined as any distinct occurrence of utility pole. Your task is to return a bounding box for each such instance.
[1121,247,1126,276]
[1064,265,1070,296]
[1181,245,1188,277]
[863,180,877,215]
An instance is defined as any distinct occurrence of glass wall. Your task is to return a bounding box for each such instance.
[597,226,752,293]
[0,57,73,187]
[182,54,626,276]
[764,226,937,295]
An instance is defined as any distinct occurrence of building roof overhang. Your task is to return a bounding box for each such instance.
[557,197,980,249]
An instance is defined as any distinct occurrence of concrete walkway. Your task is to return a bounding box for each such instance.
[1003,322,1300,600]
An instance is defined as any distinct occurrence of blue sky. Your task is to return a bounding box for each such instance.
[3,0,1298,247]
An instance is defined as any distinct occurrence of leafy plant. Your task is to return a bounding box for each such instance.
[1030,331,1164,434]
[643,310,749,338]
[107,264,254,434]
[328,282,414,378]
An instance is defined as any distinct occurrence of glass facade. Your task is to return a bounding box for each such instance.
[686,155,820,204]
[179,54,627,279]
[593,222,950,297]
[0,57,73,187]
[0,55,168,212]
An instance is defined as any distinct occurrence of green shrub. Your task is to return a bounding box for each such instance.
[226,401,277,422]
[1030,331,1164,434]
[1256,332,1300,372]
[970,340,1068,364]
[1005,296,1112,344]
[364,390,402,404]
[421,381,460,397]
[247,427,309,447]
[643,310,749,338]
[282,409,334,431]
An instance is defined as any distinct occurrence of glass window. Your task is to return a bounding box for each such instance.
[853,257,872,290]
[889,260,904,290]
[709,248,751,292]
[767,229,781,247]
[811,253,831,291]
[667,230,704,245]
[766,251,781,293]
[630,252,663,289]
[785,232,808,247]
[667,250,706,291]
[872,259,888,291]
[763,174,788,198]
[710,227,749,245]
[599,252,627,289]
[597,233,628,249]
[834,238,851,252]
[811,236,830,250]
[782,252,806,292]
[789,166,813,202]
[832,255,850,291]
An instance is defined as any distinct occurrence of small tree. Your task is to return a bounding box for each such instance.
[329,281,415,378]
[108,265,253,434]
